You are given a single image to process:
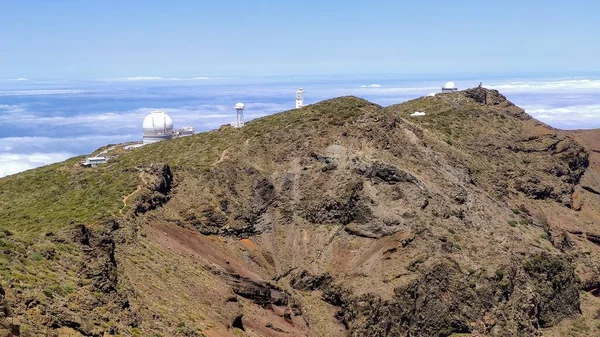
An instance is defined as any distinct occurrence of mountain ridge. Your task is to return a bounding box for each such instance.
[1,88,600,336]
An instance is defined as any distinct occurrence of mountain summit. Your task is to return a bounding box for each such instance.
[2,88,600,337]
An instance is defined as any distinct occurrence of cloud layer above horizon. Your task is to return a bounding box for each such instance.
[1,75,600,177]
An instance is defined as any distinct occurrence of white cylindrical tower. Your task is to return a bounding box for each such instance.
[234,103,245,128]
[295,88,304,109]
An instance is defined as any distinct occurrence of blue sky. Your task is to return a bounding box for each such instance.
[2,0,599,79]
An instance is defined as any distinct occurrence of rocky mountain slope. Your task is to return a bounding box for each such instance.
[1,88,600,336]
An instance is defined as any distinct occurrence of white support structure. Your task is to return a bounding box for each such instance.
[234,103,245,128]
[295,88,304,109]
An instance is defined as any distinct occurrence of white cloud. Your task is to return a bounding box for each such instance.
[0,152,73,178]
[122,76,164,81]
[0,89,86,96]
[0,135,138,152]
[0,102,288,134]
[99,76,216,82]
[0,104,26,113]
[9,78,29,81]
[486,79,600,92]
[348,86,438,95]
[360,84,382,88]
[523,104,600,129]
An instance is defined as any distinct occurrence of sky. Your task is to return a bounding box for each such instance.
[1,0,599,79]
[1,1,600,177]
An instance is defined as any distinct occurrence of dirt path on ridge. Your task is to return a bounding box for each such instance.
[120,167,147,215]
[212,148,230,166]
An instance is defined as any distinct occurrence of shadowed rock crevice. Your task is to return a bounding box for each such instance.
[63,220,137,336]
[133,163,174,215]
[290,270,332,291]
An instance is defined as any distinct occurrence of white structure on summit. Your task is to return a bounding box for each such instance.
[177,126,195,137]
[296,88,304,109]
[442,81,458,93]
[143,110,174,144]
[234,102,245,128]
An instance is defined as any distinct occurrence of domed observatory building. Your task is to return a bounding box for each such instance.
[442,81,458,93]
[142,110,174,144]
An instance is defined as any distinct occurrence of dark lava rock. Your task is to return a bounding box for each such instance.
[354,161,419,184]
[324,254,580,337]
[133,163,173,215]
[290,270,332,291]
[231,315,245,331]
[462,87,516,108]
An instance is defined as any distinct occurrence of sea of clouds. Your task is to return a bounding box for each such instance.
[1,75,599,177]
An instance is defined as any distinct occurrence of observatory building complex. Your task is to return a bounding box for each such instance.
[85,88,306,167]
[442,81,458,93]
[142,110,195,144]
[143,110,174,144]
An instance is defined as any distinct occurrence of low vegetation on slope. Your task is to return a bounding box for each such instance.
[1,89,599,337]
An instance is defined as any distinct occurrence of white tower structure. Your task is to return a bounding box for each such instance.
[295,88,304,109]
[234,103,245,128]
[442,81,458,93]
[142,110,174,144]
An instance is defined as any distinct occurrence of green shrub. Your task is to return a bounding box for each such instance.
[63,284,74,294]
[42,288,53,297]
[571,316,590,333]
[495,268,505,280]
[130,327,142,337]
[30,252,44,261]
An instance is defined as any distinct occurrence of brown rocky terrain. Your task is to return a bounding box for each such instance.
[2,88,600,336]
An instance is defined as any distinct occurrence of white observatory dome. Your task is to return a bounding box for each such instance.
[142,110,174,144]
[443,81,456,89]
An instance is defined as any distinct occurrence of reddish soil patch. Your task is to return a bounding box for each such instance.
[147,221,264,282]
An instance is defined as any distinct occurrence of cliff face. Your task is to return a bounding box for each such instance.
[1,88,600,336]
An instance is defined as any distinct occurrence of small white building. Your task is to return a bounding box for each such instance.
[177,126,195,136]
[82,156,107,167]
[442,81,458,93]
